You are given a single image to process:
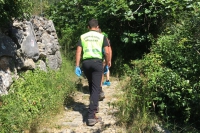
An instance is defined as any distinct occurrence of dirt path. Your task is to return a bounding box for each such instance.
[38,77,126,133]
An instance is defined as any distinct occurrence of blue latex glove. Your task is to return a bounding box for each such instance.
[104,65,109,74]
[75,66,82,77]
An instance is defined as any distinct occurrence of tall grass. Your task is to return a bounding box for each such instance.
[0,56,76,132]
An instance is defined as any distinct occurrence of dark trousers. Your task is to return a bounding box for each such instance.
[82,59,103,119]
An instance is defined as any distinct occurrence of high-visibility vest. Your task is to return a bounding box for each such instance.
[81,31,104,60]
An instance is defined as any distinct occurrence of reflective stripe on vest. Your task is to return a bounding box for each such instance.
[81,31,104,60]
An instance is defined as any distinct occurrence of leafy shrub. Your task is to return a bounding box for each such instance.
[0,0,32,27]
[118,53,198,131]
[0,58,75,132]
[150,14,200,126]
[31,0,61,15]
[44,0,200,77]
[118,12,200,131]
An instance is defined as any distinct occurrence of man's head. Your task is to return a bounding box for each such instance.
[88,19,99,29]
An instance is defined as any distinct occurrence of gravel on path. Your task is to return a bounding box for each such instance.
[38,77,126,133]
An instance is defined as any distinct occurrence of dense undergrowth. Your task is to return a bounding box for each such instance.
[1,0,200,132]
[0,56,76,132]
[44,0,200,132]
[116,15,200,132]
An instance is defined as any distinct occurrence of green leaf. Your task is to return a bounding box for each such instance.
[0,0,5,4]
[145,9,151,14]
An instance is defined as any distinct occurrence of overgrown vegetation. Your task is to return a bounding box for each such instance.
[31,0,61,15]
[117,9,200,132]
[0,0,59,28]
[44,0,200,132]
[0,57,76,132]
[1,0,200,132]
[0,0,32,27]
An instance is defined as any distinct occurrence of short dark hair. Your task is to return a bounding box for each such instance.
[88,19,98,28]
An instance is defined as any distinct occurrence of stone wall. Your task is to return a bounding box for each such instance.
[0,16,62,95]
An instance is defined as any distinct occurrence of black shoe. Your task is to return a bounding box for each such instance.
[99,91,105,101]
[87,116,102,126]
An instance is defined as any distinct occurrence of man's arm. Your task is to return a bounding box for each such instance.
[76,46,82,67]
[106,38,112,66]
[104,46,111,67]
[103,36,111,67]
[107,38,112,63]
[109,46,112,62]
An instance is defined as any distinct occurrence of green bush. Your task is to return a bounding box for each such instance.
[0,57,76,132]
[43,0,200,131]
[150,15,200,126]
[31,0,61,15]
[117,53,199,131]
[117,12,200,131]
[0,0,32,27]
[44,0,200,77]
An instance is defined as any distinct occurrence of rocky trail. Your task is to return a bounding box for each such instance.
[37,77,126,133]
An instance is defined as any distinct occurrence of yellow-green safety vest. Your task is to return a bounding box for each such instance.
[81,31,104,60]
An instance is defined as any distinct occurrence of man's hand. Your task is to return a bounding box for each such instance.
[107,61,111,68]
[75,66,82,77]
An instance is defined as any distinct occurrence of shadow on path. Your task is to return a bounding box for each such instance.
[75,78,90,94]
[73,101,88,123]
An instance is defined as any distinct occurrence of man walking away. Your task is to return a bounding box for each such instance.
[75,19,111,126]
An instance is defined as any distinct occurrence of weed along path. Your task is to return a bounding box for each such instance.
[38,77,126,133]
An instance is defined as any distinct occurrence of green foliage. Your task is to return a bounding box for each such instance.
[0,58,75,132]
[118,52,200,131]
[44,0,88,60]
[45,0,200,76]
[0,0,32,27]
[154,13,200,83]
[118,10,200,131]
[150,13,200,126]
[31,0,61,15]
[44,0,200,131]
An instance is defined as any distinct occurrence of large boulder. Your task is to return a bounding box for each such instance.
[0,16,62,95]
[21,21,39,61]
[0,33,17,57]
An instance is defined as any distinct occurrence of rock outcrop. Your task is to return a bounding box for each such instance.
[0,16,62,95]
